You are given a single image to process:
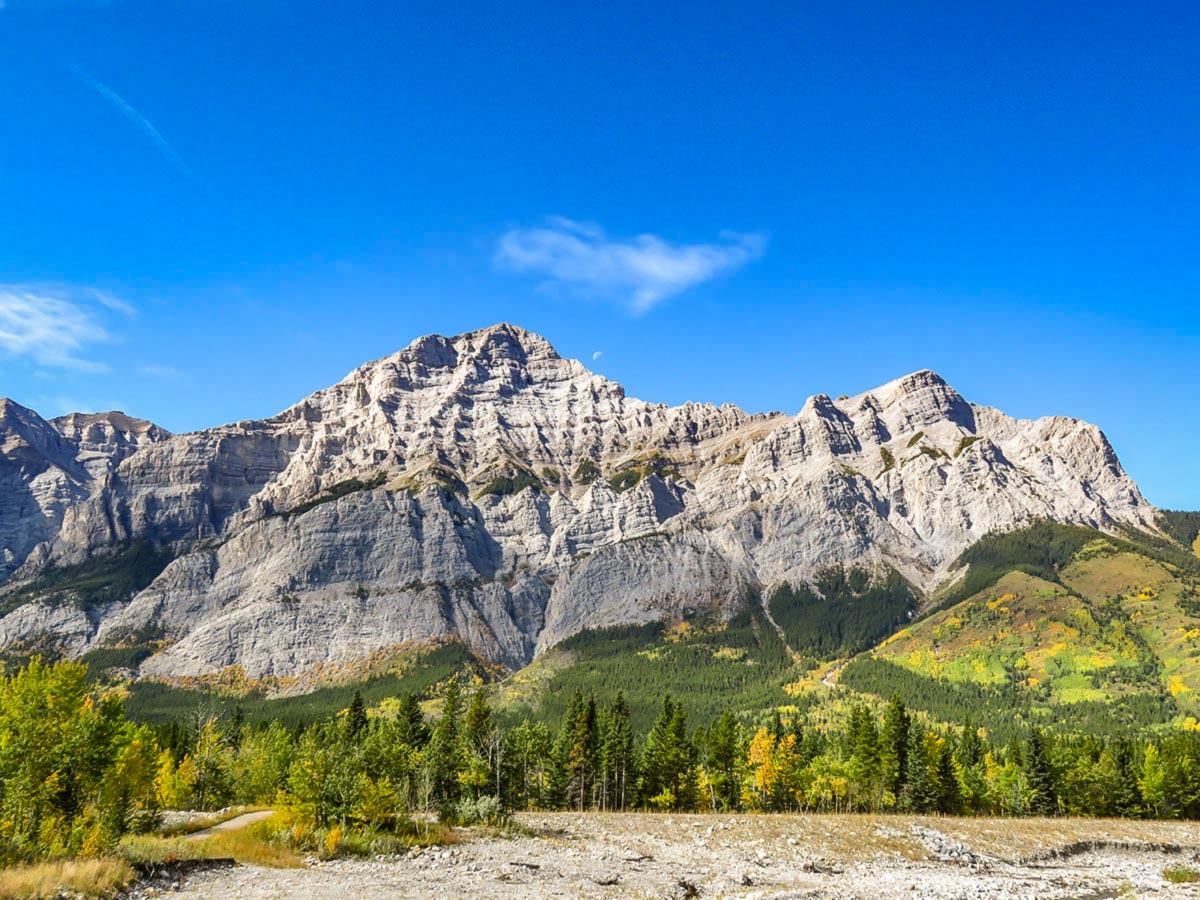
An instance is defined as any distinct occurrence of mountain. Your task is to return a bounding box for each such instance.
[0,324,1162,684]
[0,400,169,582]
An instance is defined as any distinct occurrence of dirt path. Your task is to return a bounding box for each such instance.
[184,810,276,841]
[150,812,1200,899]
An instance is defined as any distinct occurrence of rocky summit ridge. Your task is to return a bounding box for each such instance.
[0,324,1159,680]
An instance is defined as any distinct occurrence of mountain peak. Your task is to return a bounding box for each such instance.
[847,369,974,433]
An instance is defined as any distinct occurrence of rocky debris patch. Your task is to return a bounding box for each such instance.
[909,824,985,865]
[152,813,1200,900]
[118,858,236,900]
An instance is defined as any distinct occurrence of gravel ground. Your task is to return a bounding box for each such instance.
[131,812,1200,900]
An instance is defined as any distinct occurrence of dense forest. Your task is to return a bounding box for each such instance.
[4,658,1200,867]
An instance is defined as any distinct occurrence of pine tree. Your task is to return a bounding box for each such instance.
[346,690,368,740]
[1025,728,1058,817]
[548,689,585,808]
[638,695,676,807]
[425,679,465,806]
[705,711,743,811]
[564,694,599,810]
[900,727,938,814]
[395,692,430,748]
[601,693,635,810]
[881,694,910,802]
[1110,738,1143,818]
[847,705,880,808]
[935,739,963,814]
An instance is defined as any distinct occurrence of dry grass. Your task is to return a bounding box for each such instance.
[201,826,303,867]
[0,858,135,900]
[120,821,302,869]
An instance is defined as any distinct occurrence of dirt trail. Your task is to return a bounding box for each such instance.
[184,810,276,841]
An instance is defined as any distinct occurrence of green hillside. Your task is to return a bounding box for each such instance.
[492,611,800,732]
[842,527,1200,736]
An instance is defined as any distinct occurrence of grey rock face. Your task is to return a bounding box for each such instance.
[0,400,169,581]
[0,325,1159,680]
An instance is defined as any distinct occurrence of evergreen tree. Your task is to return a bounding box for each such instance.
[881,694,911,801]
[667,704,700,811]
[601,693,635,811]
[548,689,586,808]
[345,690,368,740]
[425,679,465,806]
[957,717,983,768]
[1110,738,1142,818]
[847,704,880,809]
[564,693,599,810]
[900,727,938,813]
[1026,728,1058,817]
[395,692,430,748]
[639,695,676,807]
[935,739,963,815]
[705,711,743,811]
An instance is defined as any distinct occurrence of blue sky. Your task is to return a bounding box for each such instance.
[1,2,1197,508]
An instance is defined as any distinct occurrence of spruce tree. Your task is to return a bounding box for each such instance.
[602,693,635,810]
[395,691,430,748]
[1025,728,1058,817]
[667,704,700,811]
[1110,738,1143,818]
[565,694,599,810]
[935,740,963,814]
[638,695,676,806]
[705,711,742,811]
[345,690,368,740]
[548,689,585,808]
[900,727,938,813]
[957,717,983,768]
[881,694,910,800]
[426,679,465,806]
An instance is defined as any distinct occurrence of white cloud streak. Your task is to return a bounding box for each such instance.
[0,285,133,371]
[136,363,183,379]
[496,217,766,314]
[72,65,192,177]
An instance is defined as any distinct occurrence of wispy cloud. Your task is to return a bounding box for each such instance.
[72,64,192,178]
[0,285,133,371]
[136,363,183,379]
[496,217,767,314]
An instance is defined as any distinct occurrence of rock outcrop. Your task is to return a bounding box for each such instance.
[0,325,1159,679]
[0,400,168,581]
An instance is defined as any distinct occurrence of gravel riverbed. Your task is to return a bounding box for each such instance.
[131,812,1200,900]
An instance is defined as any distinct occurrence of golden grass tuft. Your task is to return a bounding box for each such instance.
[0,858,135,900]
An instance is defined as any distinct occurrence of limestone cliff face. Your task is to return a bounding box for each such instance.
[0,325,1158,679]
[0,400,168,581]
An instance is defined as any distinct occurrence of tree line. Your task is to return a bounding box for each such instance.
[5,659,1200,866]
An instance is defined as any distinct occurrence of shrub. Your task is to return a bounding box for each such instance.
[284,472,387,519]
[607,469,643,492]
[477,468,542,498]
[448,795,508,827]
[1164,866,1200,884]
[572,460,600,485]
